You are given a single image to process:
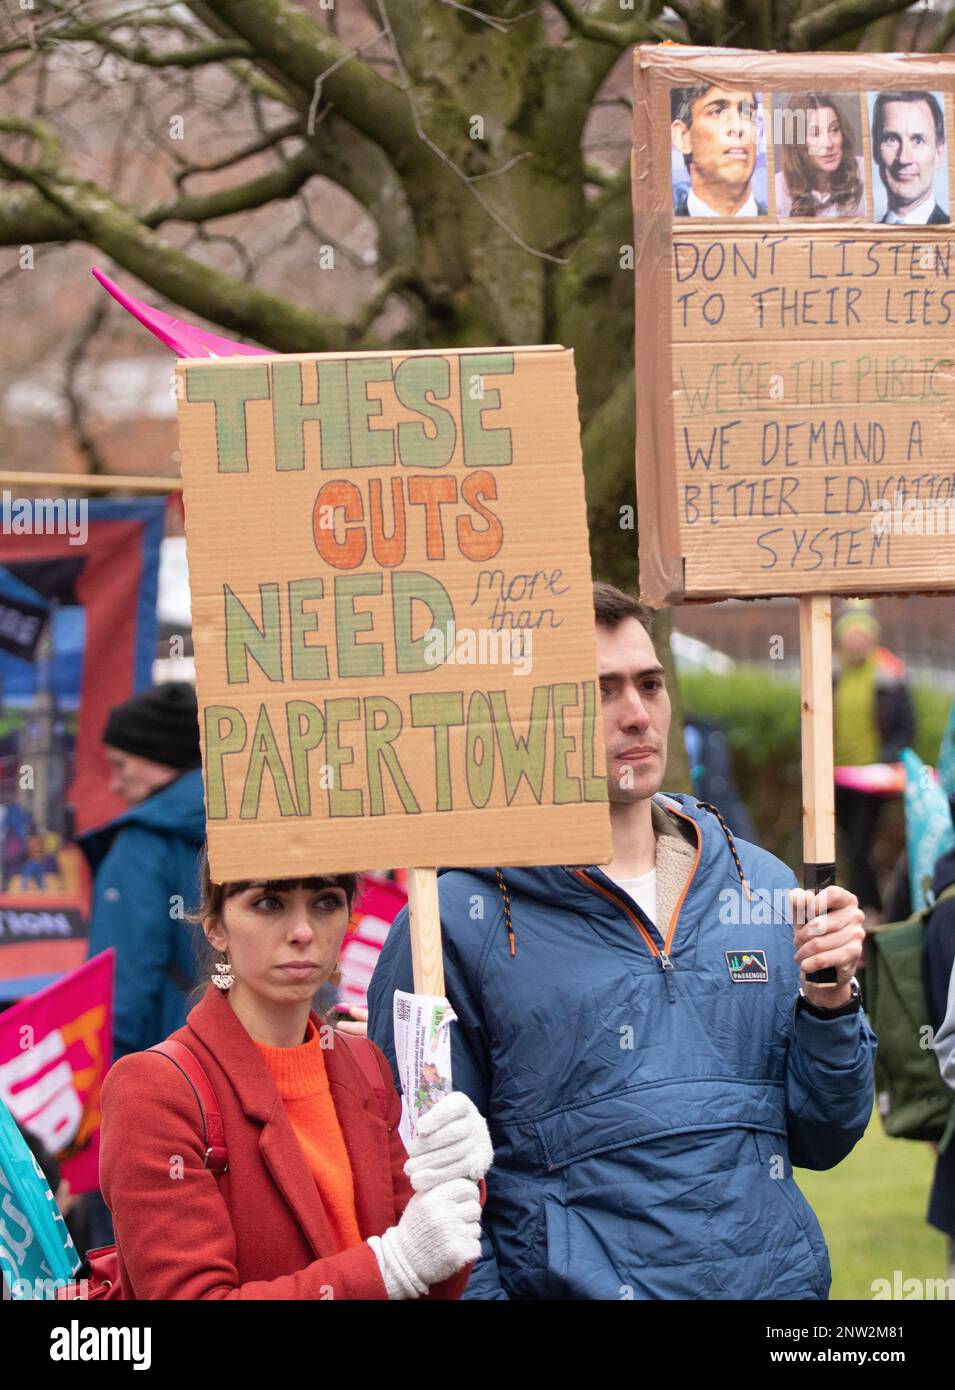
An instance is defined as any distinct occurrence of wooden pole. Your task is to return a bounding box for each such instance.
[799,593,838,986]
[406,867,445,997]
[0,471,180,493]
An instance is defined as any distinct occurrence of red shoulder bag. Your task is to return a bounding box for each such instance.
[58,1029,387,1300]
[58,1038,227,1301]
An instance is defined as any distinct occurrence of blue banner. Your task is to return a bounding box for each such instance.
[0,1096,80,1298]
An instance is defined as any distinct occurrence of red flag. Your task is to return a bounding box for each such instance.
[0,952,114,1194]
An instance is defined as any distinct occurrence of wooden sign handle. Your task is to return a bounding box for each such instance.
[406,868,445,997]
[799,594,838,986]
[0,470,181,493]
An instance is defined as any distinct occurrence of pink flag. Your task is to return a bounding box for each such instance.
[0,951,114,1194]
[834,763,905,797]
[91,266,269,358]
[339,876,407,1011]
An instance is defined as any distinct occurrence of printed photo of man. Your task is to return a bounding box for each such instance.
[671,84,767,218]
[869,90,949,225]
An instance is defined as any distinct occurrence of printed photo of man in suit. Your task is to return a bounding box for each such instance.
[871,90,949,225]
[671,84,767,218]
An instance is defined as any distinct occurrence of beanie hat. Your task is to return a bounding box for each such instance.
[834,602,881,644]
[103,682,201,770]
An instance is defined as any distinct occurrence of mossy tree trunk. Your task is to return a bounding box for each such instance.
[1,0,940,792]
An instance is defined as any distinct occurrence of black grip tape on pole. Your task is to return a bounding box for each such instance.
[802,861,838,985]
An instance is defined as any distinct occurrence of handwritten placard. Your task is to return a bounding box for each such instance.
[176,347,610,879]
[633,46,955,603]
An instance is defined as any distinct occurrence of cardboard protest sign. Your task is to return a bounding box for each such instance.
[633,47,955,605]
[175,347,609,880]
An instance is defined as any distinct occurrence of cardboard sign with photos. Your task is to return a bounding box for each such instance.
[635,46,955,605]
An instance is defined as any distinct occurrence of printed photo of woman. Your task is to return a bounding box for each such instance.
[774,91,866,219]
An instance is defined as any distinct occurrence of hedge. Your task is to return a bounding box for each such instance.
[678,665,953,869]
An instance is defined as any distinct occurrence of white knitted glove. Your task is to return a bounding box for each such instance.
[367,1178,482,1300]
[403,1091,494,1193]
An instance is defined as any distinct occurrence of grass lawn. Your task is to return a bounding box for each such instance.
[797,1108,950,1299]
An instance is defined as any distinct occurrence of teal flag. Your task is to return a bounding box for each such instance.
[939,696,955,802]
[0,1099,80,1299]
[902,748,955,913]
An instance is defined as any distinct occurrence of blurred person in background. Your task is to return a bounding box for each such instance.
[81,681,206,1061]
[833,605,914,924]
[79,681,205,1247]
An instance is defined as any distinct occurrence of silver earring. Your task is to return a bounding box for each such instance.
[212,955,234,990]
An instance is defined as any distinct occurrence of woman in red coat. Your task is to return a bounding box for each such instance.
[99,861,492,1299]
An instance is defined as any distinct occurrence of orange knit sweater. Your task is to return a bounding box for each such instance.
[253,1018,363,1253]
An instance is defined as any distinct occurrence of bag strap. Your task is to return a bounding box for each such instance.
[334,1030,388,1116]
[148,1039,228,1175]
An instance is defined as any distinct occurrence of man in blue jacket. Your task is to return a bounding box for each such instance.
[369,584,875,1299]
[81,682,206,1063]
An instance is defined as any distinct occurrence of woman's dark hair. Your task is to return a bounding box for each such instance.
[780,92,863,217]
[187,845,360,1005]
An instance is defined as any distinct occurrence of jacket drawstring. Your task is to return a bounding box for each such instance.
[496,867,516,956]
[695,800,752,900]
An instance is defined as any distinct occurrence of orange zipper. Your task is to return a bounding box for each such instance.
[574,868,662,957]
[660,806,703,956]
[573,805,703,965]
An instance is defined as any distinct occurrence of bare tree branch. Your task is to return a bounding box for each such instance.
[300,113,418,271]
[0,151,350,350]
[470,151,533,182]
[372,0,568,264]
[347,266,419,337]
[0,116,63,177]
[437,0,537,31]
[63,297,110,477]
[188,0,422,168]
[172,120,302,186]
[0,1,209,54]
[2,24,253,67]
[0,186,75,245]
[789,0,918,49]
[0,51,42,87]
[143,145,322,225]
[549,0,680,43]
[304,25,391,136]
[584,161,615,188]
[931,3,955,51]
[77,34,254,68]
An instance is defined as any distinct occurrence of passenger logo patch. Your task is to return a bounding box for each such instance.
[725,950,768,983]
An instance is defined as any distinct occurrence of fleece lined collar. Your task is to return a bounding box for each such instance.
[650,798,699,939]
